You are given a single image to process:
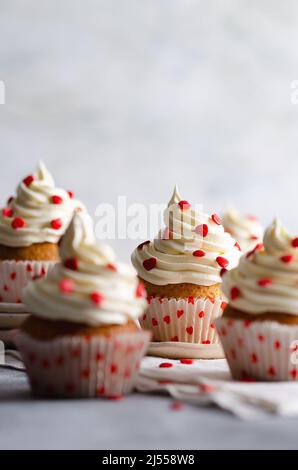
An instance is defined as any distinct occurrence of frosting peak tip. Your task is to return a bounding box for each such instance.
[168,185,182,206]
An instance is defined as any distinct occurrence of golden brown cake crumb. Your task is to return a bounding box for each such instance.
[21,315,139,340]
[141,278,222,300]
[223,305,298,325]
[0,242,59,261]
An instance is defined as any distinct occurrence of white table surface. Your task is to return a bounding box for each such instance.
[1,367,298,450]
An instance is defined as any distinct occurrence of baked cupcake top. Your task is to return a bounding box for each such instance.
[23,211,147,326]
[222,207,263,253]
[222,218,298,315]
[131,186,241,286]
[0,162,84,247]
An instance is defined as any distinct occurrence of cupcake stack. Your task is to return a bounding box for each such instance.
[131,187,241,358]
[0,162,83,342]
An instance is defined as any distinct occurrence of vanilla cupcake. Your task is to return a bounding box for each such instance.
[16,211,150,398]
[217,219,298,381]
[131,187,241,350]
[222,208,263,254]
[0,162,83,302]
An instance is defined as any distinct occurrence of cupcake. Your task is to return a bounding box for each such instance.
[0,161,83,303]
[217,218,298,381]
[131,186,241,349]
[16,211,150,398]
[222,207,263,254]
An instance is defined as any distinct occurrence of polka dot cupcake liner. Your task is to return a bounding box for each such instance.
[216,317,298,381]
[140,296,227,344]
[15,329,151,398]
[0,260,56,303]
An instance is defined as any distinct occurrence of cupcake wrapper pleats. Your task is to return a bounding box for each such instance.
[140,296,227,344]
[0,260,56,303]
[15,330,151,398]
[216,317,298,381]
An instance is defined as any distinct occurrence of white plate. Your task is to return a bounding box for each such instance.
[147,341,225,359]
[0,313,29,329]
[0,302,28,313]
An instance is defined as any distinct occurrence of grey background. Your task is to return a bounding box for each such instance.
[1,0,298,259]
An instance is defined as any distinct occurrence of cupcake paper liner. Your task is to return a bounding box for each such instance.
[0,260,55,303]
[15,329,151,398]
[216,317,298,381]
[140,296,227,344]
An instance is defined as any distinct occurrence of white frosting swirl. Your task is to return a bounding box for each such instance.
[23,211,146,326]
[131,186,241,286]
[222,218,298,315]
[222,208,263,253]
[0,162,84,247]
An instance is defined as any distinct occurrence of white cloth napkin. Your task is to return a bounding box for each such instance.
[136,356,298,420]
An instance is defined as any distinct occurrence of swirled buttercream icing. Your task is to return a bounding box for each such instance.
[131,186,241,287]
[0,162,84,247]
[23,211,147,326]
[222,218,298,315]
[222,208,263,253]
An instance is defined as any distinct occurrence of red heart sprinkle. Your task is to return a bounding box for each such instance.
[111,364,118,374]
[220,268,228,277]
[177,309,184,318]
[178,200,191,210]
[107,263,117,271]
[90,291,104,305]
[159,362,173,368]
[244,319,252,328]
[143,257,157,271]
[280,254,294,263]
[193,249,206,257]
[23,175,34,186]
[96,353,105,362]
[198,311,204,318]
[152,318,158,326]
[64,257,79,271]
[2,207,13,217]
[41,267,46,276]
[258,334,265,342]
[202,340,211,344]
[274,340,281,350]
[210,322,215,329]
[180,359,193,365]
[11,217,26,229]
[211,214,221,225]
[142,313,147,321]
[137,240,150,250]
[187,296,195,304]
[216,256,229,268]
[171,336,179,342]
[59,278,74,294]
[221,327,227,336]
[258,278,272,287]
[234,242,242,251]
[52,195,63,204]
[186,326,193,335]
[136,282,146,298]
[292,237,298,248]
[221,301,228,310]
[10,272,16,281]
[195,223,208,238]
[67,190,74,198]
[290,369,298,379]
[163,315,171,324]
[51,218,63,230]
[231,286,241,300]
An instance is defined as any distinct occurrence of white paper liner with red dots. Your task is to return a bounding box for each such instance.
[216,317,298,381]
[15,330,151,398]
[0,260,55,303]
[140,296,227,345]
